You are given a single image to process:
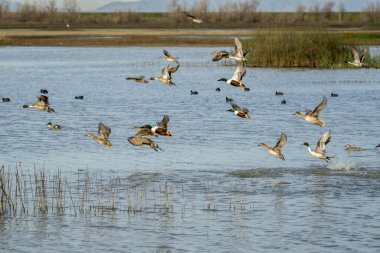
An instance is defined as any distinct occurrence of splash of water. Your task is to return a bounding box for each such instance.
[327,157,356,171]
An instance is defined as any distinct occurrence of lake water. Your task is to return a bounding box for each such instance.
[1,46,380,252]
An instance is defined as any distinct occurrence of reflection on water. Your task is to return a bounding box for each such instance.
[0,46,380,252]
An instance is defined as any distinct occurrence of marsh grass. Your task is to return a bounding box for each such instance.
[245,31,380,68]
[245,31,349,68]
[0,165,254,218]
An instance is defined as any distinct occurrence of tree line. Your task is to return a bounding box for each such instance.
[0,0,379,28]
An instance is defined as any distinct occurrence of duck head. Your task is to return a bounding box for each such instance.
[293,111,303,117]
[84,133,95,138]
[218,78,227,82]
[303,142,310,147]
[165,130,172,137]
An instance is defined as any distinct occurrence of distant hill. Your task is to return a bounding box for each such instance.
[0,0,22,12]
[95,0,367,13]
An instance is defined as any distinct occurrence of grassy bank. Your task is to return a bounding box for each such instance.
[245,31,380,68]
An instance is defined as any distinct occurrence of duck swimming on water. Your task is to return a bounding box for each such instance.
[47,122,61,131]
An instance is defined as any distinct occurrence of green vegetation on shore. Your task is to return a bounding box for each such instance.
[245,31,380,68]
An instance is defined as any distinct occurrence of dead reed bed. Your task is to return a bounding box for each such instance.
[0,165,254,218]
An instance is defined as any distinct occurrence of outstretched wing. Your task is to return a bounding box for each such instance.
[183,12,196,19]
[360,47,369,62]
[161,66,171,80]
[231,61,245,81]
[274,133,287,150]
[316,130,331,153]
[243,47,252,57]
[168,64,180,74]
[310,96,327,117]
[234,37,244,58]
[230,103,243,112]
[134,128,155,137]
[157,115,169,129]
[351,47,360,63]
[163,49,173,58]
[98,123,111,139]
[37,95,49,105]
[211,51,230,61]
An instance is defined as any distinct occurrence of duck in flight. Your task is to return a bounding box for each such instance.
[346,47,368,67]
[132,115,172,137]
[259,133,287,160]
[303,130,333,161]
[128,130,162,152]
[23,95,55,113]
[294,96,327,127]
[218,61,247,89]
[126,76,149,83]
[150,66,175,85]
[182,12,203,23]
[160,49,179,63]
[227,103,250,119]
[84,123,112,147]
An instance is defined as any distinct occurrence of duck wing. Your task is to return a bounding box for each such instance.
[168,64,180,74]
[316,130,331,153]
[351,47,360,63]
[163,49,173,58]
[212,51,229,61]
[234,37,244,58]
[183,12,196,19]
[310,96,327,117]
[161,66,171,80]
[37,95,49,105]
[231,61,245,81]
[230,103,243,112]
[360,47,369,63]
[274,133,287,150]
[243,47,252,57]
[134,128,155,137]
[98,123,111,139]
[157,115,169,129]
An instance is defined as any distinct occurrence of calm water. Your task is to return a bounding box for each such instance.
[1,46,380,252]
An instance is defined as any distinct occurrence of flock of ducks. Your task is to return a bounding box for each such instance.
[2,37,377,158]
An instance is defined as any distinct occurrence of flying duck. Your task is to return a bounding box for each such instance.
[23,95,55,113]
[133,115,172,137]
[259,133,287,160]
[84,123,112,147]
[160,49,179,63]
[150,66,175,85]
[346,47,368,67]
[128,130,162,152]
[227,103,250,119]
[126,76,149,83]
[218,61,246,89]
[294,96,327,127]
[182,12,203,23]
[303,130,333,161]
